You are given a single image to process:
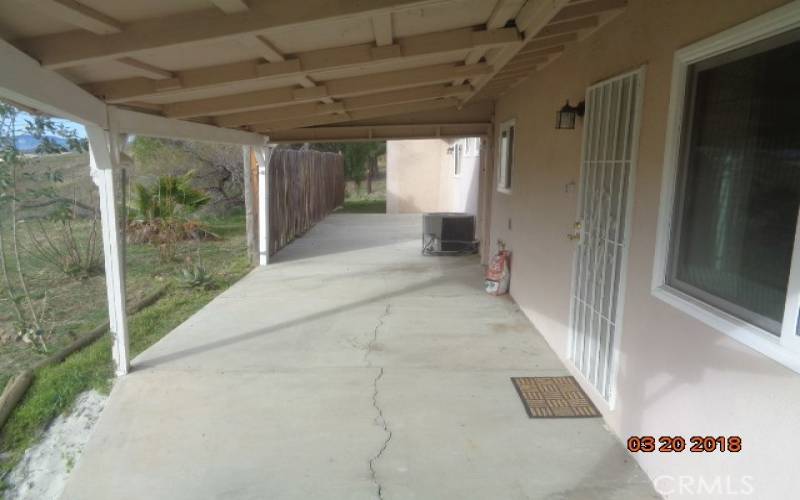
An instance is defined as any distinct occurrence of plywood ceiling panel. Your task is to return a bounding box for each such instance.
[392,0,495,38]
[261,17,376,55]
[76,0,210,23]
[0,4,76,38]
[307,51,468,81]
[131,38,256,71]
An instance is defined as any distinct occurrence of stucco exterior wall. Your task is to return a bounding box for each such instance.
[488,0,797,498]
[387,139,480,215]
[386,140,443,214]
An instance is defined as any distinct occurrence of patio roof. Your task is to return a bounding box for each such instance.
[1,0,627,142]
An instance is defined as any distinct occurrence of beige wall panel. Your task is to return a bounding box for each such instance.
[386,140,443,214]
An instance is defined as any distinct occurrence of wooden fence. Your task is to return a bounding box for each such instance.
[248,148,344,258]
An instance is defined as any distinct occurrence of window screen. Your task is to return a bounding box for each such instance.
[667,30,800,334]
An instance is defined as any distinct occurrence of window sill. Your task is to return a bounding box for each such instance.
[652,285,800,374]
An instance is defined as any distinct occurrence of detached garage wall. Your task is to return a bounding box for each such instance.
[488,0,798,497]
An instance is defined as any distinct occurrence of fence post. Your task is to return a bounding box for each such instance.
[242,146,258,265]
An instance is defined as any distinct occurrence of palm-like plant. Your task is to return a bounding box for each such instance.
[129,172,215,261]
[134,171,210,220]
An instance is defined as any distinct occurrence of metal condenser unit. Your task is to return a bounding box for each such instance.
[422,212,478,256]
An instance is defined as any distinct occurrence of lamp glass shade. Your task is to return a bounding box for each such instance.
[556,104,577,129]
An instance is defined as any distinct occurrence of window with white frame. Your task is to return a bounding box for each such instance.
[653,4,800,371]
[464,137,480,157]
[497,120,515,193]
[453,142,462,176]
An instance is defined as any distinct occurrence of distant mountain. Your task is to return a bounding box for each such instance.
[15,134,70,153]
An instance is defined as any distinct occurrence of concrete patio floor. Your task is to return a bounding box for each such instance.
[61,214,658,500]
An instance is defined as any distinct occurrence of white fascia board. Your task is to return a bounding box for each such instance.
[108,106,267,146]
[0,38,107,127]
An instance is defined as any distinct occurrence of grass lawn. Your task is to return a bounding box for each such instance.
[0,214,252,479]
[338,199,387,213]
[339,179,386,214]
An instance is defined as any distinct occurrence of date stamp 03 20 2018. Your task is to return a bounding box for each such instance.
[626,435,742,453]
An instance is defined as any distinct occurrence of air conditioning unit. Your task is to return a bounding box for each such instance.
[422,212,478,255]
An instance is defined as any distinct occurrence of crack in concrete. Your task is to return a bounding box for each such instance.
[364,304,391,365]
[369,367,392,500]
[366,304,392,500]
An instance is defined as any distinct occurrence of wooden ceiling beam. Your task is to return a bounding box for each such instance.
[252,97,462,132]
[323,62,491,97]
[82,28,512,103]
[238,34,285,63]
[372,12,394,46]
[268,122,490,143]
[455,0,524,85]
[29,0,123,35]
[217,101,345,127]
[214,83,472,127]
[115,58,174,80]
[14,0,455,69]
[164,63,488,118]
[462,0,570,103]
[82,27,511,103]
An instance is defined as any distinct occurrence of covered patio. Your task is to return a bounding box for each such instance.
[59,214,656,499]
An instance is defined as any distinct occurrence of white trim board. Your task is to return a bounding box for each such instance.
[651,0,800,374]
[0,38,107,127]
[109,107,266,146]
[496,118,515,194]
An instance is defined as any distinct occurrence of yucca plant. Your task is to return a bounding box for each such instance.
[178,263,215,290]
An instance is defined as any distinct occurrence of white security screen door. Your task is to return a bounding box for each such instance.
[569,69,644,402]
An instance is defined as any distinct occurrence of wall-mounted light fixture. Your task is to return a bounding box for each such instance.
[555,100,585,130]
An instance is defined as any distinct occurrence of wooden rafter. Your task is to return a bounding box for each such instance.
[372,12,394,46]
[214,84,473,127]
[82,27,514,103]
[115,58,174,80]
[252,97,463,132]
[461,0,570,103]
[454,0,524,85]
[268,122,491,143]
[163,63,488,118]
[463,0,627,103]
[235,34,329,102]
[13,0,456,69]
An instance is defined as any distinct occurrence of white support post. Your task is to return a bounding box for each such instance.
[87,125,130,376]
[256,144,274,266]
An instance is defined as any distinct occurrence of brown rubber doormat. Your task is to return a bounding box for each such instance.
[511,376,600,418]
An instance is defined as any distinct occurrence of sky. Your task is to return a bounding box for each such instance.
[14,110,87,138]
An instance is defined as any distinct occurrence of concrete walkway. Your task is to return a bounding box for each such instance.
[61,214,658,500]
